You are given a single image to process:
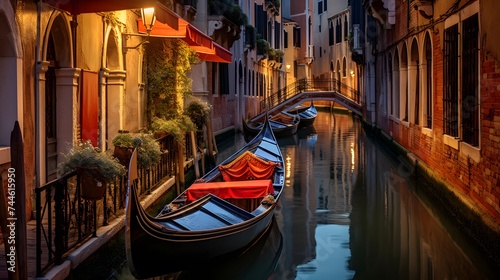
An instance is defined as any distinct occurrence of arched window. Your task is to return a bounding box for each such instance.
[329,21,334,45]
[410,38,419,125]
[344,15,348,41]
[424,34,432,128]
[400,43,408,122]
[336,19,341,44]
[388,54,393,116]
[393,49,400,119]
[342,57,347,77]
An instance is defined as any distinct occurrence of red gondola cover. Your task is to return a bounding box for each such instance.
[219,151,277,181]
[186,180,273,202]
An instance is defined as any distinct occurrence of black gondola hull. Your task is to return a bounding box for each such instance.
[125,115,284,279]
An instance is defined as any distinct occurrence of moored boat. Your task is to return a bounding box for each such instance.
[125,115,284,279]
[242,111,299,140]
[288,102,317,127]
[166,217,283,279]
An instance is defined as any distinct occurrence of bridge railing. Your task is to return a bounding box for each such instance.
[261,78,361,111]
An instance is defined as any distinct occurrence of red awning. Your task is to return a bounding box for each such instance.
[137,4,232,63]
[197,42,232,63]
[43,0,157,15]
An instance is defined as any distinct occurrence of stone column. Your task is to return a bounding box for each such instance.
[106,69,126,146]
[55,68,81,156]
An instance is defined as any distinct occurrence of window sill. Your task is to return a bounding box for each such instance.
[460,142,480,163]
[193,91,209,96]
[0,147,11,165]
[422,127,433,138]
[389,115,400,123]
[443,134,459,150]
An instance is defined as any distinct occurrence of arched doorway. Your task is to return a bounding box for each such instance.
[40,14,75,183]
[45,33,58,181]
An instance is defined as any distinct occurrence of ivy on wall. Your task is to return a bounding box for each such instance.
[146,37,199,120]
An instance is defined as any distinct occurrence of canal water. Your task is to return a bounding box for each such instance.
[114,110,498,279]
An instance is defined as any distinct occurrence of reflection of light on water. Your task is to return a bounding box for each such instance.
[350,142,355,172]
[285,155,292,180]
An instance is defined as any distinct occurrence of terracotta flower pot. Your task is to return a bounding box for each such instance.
[114,146,133,167]
[78,168,107,200]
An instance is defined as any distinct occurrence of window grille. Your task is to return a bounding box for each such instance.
[425,35,432,128]
[462,14,479,146]
[443,24,459,137]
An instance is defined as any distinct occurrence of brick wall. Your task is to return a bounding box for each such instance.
[375,1,500,222]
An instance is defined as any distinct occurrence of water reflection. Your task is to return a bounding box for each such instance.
[272,112,358,279]
[271,111,497,279]
[115,218,283,280]
[116,111,498,279]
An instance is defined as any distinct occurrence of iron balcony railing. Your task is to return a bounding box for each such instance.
[35,134,177,277]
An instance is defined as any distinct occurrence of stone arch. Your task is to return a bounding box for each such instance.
[43,13,72,67]
[0,5,23,151]
[104,27,123,70]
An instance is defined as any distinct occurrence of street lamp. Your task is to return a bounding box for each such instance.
[141,7,156,35]
[123,7,157,53]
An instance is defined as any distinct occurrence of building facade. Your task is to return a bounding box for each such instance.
[362,0,500,223]
[0,0,237,219]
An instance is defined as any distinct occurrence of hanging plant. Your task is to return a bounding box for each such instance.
[58,141,126,182]
[112,132,162,169]
[58,141,126,200]
[151,116,197,145]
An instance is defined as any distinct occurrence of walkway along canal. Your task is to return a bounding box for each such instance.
[105,110,498,279]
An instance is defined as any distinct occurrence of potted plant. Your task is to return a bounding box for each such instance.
[151,116,197,144]
[59,140,126,200]
[112,132,162,169]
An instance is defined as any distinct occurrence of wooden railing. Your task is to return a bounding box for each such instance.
[35,134,177,276]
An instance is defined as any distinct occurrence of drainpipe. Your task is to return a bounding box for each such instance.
[71,15,78,67]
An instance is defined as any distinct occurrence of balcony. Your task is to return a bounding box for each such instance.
[208,0,246,48]
[265,0,281,15]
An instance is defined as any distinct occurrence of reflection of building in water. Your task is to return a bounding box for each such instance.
[315,113,358,225]
[349,135,488,279]
[274,112,361,278]
[274,139,317,278]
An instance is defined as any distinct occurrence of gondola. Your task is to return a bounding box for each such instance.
[125,115,284,279]
[288,102,317,127]
[242,111,300,140]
